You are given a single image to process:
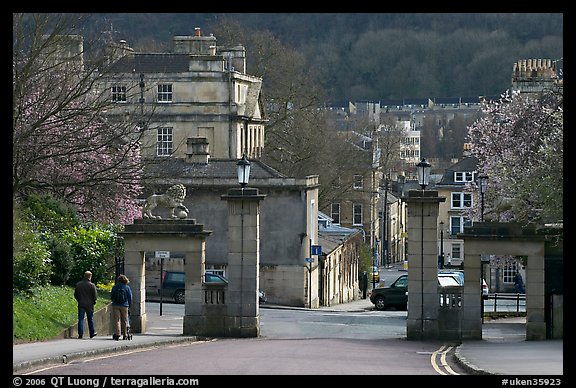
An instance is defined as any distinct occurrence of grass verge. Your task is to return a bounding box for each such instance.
[13,285,111,343]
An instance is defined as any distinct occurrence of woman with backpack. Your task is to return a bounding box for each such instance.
[111,274,133,340]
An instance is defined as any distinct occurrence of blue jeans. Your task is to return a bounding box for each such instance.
[78,308,95,337]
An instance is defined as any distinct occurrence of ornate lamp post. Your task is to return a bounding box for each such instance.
[237,155,251,328]
[416,158,431,335]
[237,155,251,188]
[417,158,431,191]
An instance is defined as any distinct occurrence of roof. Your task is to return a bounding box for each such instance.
[438,156,479,185]
[108,53,192,73]
[143,158,287,181]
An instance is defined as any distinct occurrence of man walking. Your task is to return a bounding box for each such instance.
[74,270,98,339]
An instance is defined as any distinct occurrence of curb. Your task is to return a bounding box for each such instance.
[13,336,199,374]
[453,344,493,375]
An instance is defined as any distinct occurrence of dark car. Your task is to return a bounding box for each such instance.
[159,271,228,304]
[369,273,462,311]
[158,271,266,304]
[369,274,409,311]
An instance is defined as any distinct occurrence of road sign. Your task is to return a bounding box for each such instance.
[311,245,322,256]
[155,251,170,259]
[305,257,314,263]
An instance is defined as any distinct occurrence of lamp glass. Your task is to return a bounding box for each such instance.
[416,158,431,189]
[237,155,251,187]
[478,174,489,194]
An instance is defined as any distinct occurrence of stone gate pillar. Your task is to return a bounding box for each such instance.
[221,187,266,337]
[121,220,211,334]
[405,190,445,340]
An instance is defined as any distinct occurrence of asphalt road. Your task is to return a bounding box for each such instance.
[23,306,468,375]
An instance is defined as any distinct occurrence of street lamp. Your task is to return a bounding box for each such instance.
[416,158,431,338]
[478,174,488,222]
[416,158,431,190]
[439,221,444,269]
[237,155,251,328]
[237,155,251,188]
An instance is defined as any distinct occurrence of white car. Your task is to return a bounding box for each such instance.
[482,279,489,300]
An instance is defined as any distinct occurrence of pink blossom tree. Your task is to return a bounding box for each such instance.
[466,87,563,225]
[13,13,144,224]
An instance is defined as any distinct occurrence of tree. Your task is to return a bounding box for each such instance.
[209,17,369,205]
[466,88,563,224]
[13,13,144,224]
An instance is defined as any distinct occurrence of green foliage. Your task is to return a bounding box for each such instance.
[13,205,52,293]
[21,194,81,233]
[13,285,111,343]
[358,243,374,278]
[45,236,74,285]
[60,224,124,286]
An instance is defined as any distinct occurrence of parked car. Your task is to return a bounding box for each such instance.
[158,271,266,304]
[438,270,464,285]
[369,274,408,310]
[369,273,463,311]
[482,278,489,300]
[439,270,489,300]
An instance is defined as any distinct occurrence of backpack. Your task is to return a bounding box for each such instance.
[112,286,128,304]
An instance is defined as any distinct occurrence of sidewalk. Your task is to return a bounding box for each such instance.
[13,298,562,375]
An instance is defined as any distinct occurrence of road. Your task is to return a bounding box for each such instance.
[24,304,469,375]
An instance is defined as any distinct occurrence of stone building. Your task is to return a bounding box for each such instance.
[95,30,360,307]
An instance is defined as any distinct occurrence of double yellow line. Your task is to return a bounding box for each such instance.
[431,345,460,375]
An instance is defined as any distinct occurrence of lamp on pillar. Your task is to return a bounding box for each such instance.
[237,155,251,188]
[416,158,431,190]
[416,158,431,339]
[237,155,250,331]
[478,174,488,222]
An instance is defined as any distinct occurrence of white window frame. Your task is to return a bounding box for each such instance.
[111,85,127,103]
[353,174,364,189]
[157,127,173,156]
[157,84,173,103]
[451,192,473,209]
[353,203,363,226]
[454,171,475,183]
[449,216,472,235]
[451,243,462,260]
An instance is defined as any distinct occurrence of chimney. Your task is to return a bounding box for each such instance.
[186,137,210,164]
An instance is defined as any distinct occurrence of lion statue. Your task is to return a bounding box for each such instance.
[142,184,189,219]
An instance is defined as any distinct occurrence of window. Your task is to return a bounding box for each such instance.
[503,260,519,284]
[353,175,363,189]
[451,244,462,260]
[331,203,341,224]
[454,171,475,182]
[157,127,173,156]
[451,192,472,209]
[157,84,173,102]
[353,203,363,226]
[449,216,472,235]
[111,85,127,102]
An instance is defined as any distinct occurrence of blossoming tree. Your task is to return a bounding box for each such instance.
[466,87,563,225]
[13,13,144,224]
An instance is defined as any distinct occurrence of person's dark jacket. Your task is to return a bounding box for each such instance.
[111,283,133,308]
[74,279,98,312]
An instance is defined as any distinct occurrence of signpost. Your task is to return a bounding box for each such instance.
[155,251,170,315]
[307,245,322,308]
